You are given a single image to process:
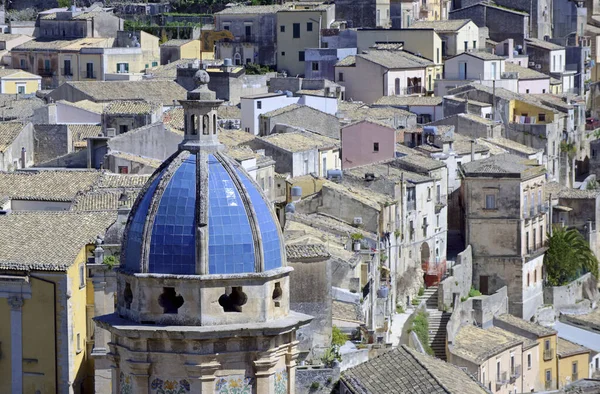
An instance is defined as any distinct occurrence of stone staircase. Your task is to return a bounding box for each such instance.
[417,286,450,361]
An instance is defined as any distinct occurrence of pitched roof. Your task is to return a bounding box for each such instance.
[71,189,140,211]
[162,106,184,132]
[483,137,542,155]
[505,62,550,80]
[57,80,187,105]
[557,337,590,358]
[285,244,330,260]
[455,51,505,61]
[215,4,289,14]
[408,19,472,33]
[261,103,303,118]
[58,99,105,114]
[0,69,39,78]
[261,131,339,152]
[96,173,151,189]
[336,55,356,67]
[0,211,116,271]
[461,154,546,179]
[561,308,600,331]
[106,151,162,169]
[452,325,523,364]
[0,122,26,153]
[68,124,102,148]
[0,170,102,201]
[332,300,363,322]
[359,50,434,69]
[525,38,564,51]
[103,100,160,115]
[341,345,489,394]
[345,162,433,184]
[495,313,557,337]
[219,129,256,148]
[395,149,447,172]
[374,96,443,106]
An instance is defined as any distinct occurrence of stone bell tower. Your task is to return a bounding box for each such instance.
[95,71,311,394]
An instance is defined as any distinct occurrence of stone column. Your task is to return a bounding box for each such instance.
[254,357,278,394]
[8,296,24,394]
[185,360,220,393]
[286,341,300,394]
[127,361,151,393]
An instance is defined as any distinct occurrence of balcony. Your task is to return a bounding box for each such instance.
[435,195,447,213]
[37,67,54,76]
[545,380,554,390]
[238,34,256,43]
[81,72,97,79]
[509,365,522,383]
[543,348,554,361]
[495,372,508,390]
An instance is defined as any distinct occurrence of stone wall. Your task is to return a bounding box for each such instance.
[449,4,529,44]
[543,272,599,313]
[438,245,473,311]
[335,0,377,28]
[289,258,333,359]
[107,123,182,161]
[35,149,88,168]
[295,366,340,394]
[33,124,71,165]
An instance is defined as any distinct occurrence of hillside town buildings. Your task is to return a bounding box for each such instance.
[0,0,599,393]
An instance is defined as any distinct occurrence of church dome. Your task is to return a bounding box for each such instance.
[121,71,284,276]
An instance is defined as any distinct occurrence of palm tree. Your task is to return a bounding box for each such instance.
[544,225,599,286]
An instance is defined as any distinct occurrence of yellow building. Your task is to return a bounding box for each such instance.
[0,69,41,94]
[0,211,116,394]
[557,338,591,388]
[276,3,335,76]
[511,99,557,124]
[495,313,559,391]
[160,38,207,65]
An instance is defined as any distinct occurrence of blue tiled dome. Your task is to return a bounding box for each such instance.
[122,150,284,275]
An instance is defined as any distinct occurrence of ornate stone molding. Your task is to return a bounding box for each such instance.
[7,296,23,311]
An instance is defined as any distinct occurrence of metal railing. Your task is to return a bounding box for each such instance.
[509,365,521,383]
[37,67,54,76]
[496,372,508,390]
[543,348,553,361]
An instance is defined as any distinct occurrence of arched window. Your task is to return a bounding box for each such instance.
[213,114,217,134]
[202,115,209,135]
[190,115,197,135]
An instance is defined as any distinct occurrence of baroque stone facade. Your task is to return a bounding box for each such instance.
[95,71,311,393]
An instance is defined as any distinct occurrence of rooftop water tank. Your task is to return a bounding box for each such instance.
[285,203,296,213]
[291,186,302,198]
[223,58,232,66]
[423,125,438,135]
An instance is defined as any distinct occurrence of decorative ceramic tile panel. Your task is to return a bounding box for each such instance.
[119,372,133,394]
[274,369,288,394]
[150,378,191,394]
[214,375,254,394]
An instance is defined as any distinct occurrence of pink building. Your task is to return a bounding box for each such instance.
[341,119,396,169]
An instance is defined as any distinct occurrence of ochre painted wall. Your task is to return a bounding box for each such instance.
[558,353,590,388]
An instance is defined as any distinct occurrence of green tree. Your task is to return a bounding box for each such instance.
[58,0,71,8]
[544,226,599,286]
[331,325,347,347]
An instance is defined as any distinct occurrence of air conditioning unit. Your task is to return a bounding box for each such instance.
[535,64,542,69]
[529,61,536,67]
[353,217,363,225]
[106,128,116,137]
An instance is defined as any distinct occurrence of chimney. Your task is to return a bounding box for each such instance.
[470,140,475,161]
[20,147,26,168]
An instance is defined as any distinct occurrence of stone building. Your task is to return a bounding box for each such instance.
[461,154,548,320]
[95,71,311,393]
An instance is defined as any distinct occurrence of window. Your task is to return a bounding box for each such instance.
[117,62,129,73]
[409,220,414,240]
[422,217,428,237]
[86,62,94,79]
[436,48,440,63]
[539,113,546,122]
[473,40,477,49]
[246,58,251,64]
[280,25,285,32]
[152,61,158,67]
[118,166,128,174]
[299,51,305,62]
[427,187,431,200]
[322,157,327,177]
[545,369,552,382]
[338,72,344,82]
[485,194,496,209]
[281,51,285,56]
[496,360,501,380]
[524,194,528,215]
[293,23,300,38]
[245,25,252,37]
[436,214,440,227]
[307,22,313,31]
[510,354,515,374]
[526,89,530,93]
[119,125,128,134]
[527,353,532,369]
[533,228,537,250]
[527,272,530,286]
[464,41,468,51]
[79,264,85,288]
[223,24,230,31]
[395,78,401,94]
[257,100,262,109]
[534,269,537,283]
[373,142,379,152]
[76,333,82,353]
[17,85,25,94]
[553,55,556,70]
[312,62,319,71]
[526,231,529,253]
[44,59,50,71]
[20,58,26,69]
[545,339,550,351]
[482,371,486,385]
[64,59,71,76]
[540,225,543,245]
[543,89,546,93]
[303,159,309,174]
